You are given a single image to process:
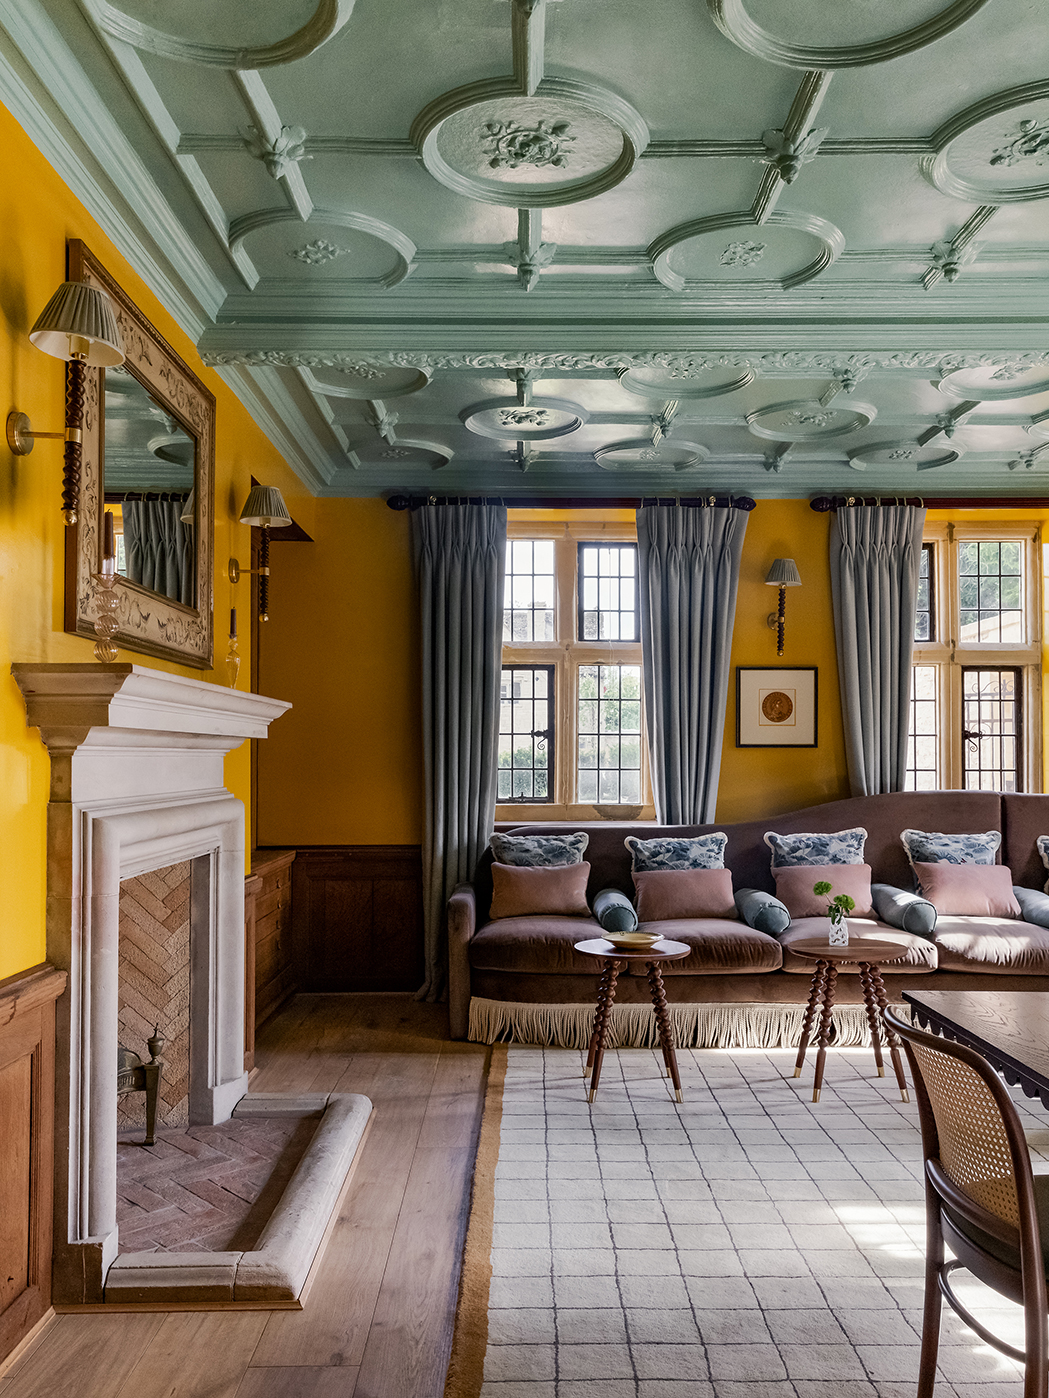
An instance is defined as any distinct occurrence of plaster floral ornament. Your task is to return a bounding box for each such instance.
[990,362,1029,381]
[481,118,575,170]
[760,125,828,183]
[990,118,1049,168]
[379,448,411,459]
[289,239,347,267]
[888,448,915,460]
[497,407,552,428]
[720,240,766,268]
[927,239,978,284]
[785,408,833,428]
[246,124,311,180]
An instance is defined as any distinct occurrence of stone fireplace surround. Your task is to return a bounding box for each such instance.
[12,663,350,1306]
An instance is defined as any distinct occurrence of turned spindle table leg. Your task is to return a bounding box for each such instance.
[647,961,683,1103]
[794,959,830,1079]
[811,962,838,1103]
[871,964,909,1101]
[588,958,622,1102]
[858,962,887,1078]
[586,959,617,1077]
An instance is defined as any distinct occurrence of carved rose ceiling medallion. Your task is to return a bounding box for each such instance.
[595,439,711,471]
[938,363,1049,402]
[848,440,963,472]
[618,364,755,399]
[926,90,1049,203]
[300,365,431,400]
[747,400,876,442]
[460,396,590,441]
[413,80,648,207]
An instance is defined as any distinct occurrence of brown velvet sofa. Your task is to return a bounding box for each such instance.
[447,790,1049,1041]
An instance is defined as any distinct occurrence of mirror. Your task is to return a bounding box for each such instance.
[65,240,215,668]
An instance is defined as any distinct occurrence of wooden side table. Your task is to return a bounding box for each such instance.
[789,936,910,1103]
[575,938,690,1103]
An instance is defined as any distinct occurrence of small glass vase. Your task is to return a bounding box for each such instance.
[828,911,849,947]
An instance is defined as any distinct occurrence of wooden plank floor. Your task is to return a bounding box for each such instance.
[0,996,489,1398]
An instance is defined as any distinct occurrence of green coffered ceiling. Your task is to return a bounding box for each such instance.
[4,0,1049,497]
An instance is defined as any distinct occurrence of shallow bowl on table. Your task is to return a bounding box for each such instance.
[602,931,664,950]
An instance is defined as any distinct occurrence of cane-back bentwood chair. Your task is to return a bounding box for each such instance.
[883,1008,1049,1398]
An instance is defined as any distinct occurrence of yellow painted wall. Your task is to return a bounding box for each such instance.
[0,99,306,980]
[255,499,422,846]
[716,499,849,822]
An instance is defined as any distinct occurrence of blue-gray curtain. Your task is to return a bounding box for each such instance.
[830,504,926,796]
[412,503,507,1000]
[122,498,194,606]
[637,504,749,824]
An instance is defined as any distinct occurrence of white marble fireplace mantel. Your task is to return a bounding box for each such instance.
[13,663,292,1304]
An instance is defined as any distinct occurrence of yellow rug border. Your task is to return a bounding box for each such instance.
[444,1043,508,1398]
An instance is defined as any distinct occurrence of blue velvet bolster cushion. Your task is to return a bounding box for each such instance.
[871,883,937,937]
[1013,885,1049,929]
[734,888,790,938]
[593,887,638,933]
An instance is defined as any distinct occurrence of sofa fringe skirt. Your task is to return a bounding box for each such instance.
[467,997,910,1050]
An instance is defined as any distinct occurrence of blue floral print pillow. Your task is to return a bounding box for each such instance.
[900,828,1000,867]
[625,833,728,871]
[764,827,867,868]
[489,832,589,867]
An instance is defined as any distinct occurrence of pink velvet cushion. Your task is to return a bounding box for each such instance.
[772,862,875,920]
[488,861,591,920]
[913,861,1021,918]
[632,868,735,922]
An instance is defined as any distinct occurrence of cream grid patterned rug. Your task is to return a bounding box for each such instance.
[473,1042,1049,1398]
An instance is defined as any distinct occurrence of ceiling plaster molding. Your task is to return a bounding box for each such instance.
[211,365,340,490]
[85,0,356,68]
[227,208,416,288]
[411,77,649,208]
[924,81,1049,204]
[922,206,998,289]
[707,0,993,69]
[644,137,935,158]
[751,70,832,223]
[235,72,313,222]
[649,209,844,292]
[512,0,545,96]
[0,10,227,336]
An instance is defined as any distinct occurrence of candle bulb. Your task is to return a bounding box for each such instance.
[230,607,237,639]
[103,510,115,561]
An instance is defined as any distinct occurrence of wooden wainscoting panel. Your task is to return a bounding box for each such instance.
[289,847,424,993]
[0,963,66,1366]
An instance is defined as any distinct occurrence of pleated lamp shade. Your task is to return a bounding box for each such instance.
[239,485,293,528]
[764,558,802,587]
[29,282,125,366]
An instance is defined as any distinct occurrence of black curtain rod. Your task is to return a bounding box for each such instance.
[812,495,1049,512]
[103,490,191,503]
[386,493,757,512]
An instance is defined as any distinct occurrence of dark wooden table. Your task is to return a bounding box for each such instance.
[789,937,910,1103]
[903,989,1049,1110]
[574,938,690,1103]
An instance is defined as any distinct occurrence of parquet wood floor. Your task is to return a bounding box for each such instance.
[0,995,489,1398]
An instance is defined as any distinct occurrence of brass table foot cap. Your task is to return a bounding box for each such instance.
[588,1089,596,1103]
[877,1067,885,1077]
[792,1068,802,1078]
[901,1090,910,1102]
[812,1089,821,1103]
[675,1089,683,1103]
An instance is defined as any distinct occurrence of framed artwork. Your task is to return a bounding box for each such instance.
[736,667,818,747]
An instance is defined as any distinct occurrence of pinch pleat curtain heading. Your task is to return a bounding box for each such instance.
[830,504,926,796]
[637,505,749,824]
[412,503,507,1000]
[122,498,194,606]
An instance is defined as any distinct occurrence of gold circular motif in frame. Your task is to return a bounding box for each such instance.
[761,690,794,724]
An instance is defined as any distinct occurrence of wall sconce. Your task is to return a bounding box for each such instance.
[765,558,801,656]
[228,485,293,621]
[6,281,125,522]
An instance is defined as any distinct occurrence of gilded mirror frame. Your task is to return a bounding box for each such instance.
[64,240,215,668]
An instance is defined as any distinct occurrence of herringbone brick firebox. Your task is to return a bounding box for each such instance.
[117,861,191,1131]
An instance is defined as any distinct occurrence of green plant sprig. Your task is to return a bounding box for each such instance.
[812,880,856,917]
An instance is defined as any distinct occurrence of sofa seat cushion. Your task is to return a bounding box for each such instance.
[470,917,604,975]
[933,917,1049,974]
[631,919,783,975]
[779,919,938,973]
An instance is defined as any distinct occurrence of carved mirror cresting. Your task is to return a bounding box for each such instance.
[65,240,215,668]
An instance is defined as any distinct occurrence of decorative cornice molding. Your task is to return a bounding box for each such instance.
[200,349,1049,375]
[707,0,992,69]
[85,0,356,68]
